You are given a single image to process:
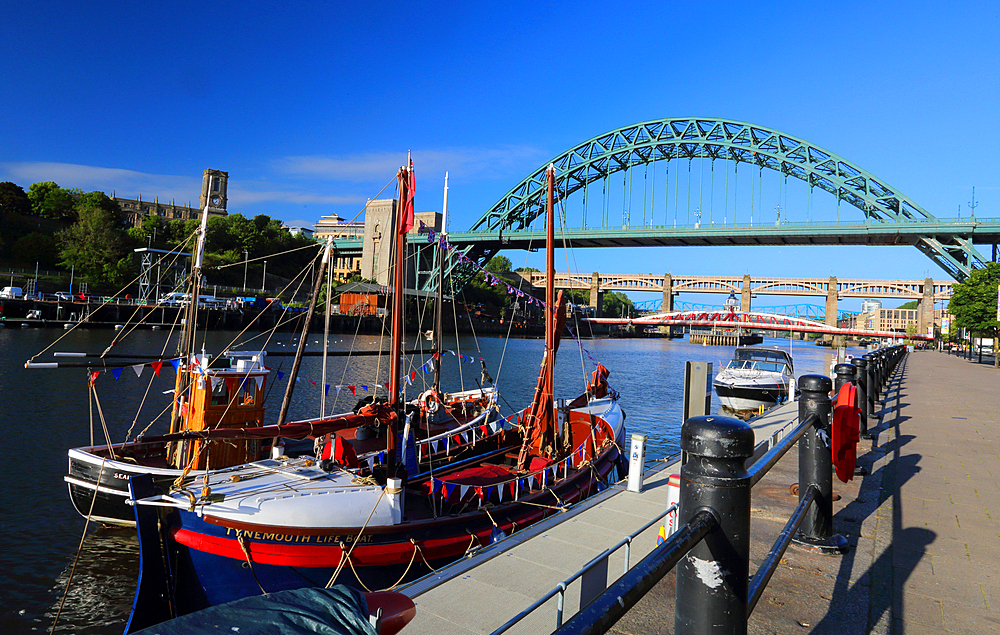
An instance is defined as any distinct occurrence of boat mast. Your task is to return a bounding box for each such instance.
[387,155,413,466]
[432,172,448,394]
[275,236,333,427]
[169,177,213,436]
[516,164,559,471]
[544,164,555,430]
[320,244,335,418]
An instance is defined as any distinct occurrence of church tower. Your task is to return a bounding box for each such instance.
[200,169,229,211]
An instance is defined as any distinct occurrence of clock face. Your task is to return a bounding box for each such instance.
[211,196,221,206]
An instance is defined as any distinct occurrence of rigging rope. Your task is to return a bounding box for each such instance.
[49,459,107,635]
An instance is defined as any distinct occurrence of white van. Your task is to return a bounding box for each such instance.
[0,287,24,299]
[158,292,189,306]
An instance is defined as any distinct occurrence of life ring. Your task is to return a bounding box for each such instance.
[419,390,441,414]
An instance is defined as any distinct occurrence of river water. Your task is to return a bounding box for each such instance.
[0,325,856,633]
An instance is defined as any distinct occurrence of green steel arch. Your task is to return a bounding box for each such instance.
[469,117,988,280]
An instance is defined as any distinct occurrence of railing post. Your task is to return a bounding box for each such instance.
[863,353,878,420]
[852,357,869,437]
[833,363,856,396]
[675,416,755,635]
[792,375,848,554]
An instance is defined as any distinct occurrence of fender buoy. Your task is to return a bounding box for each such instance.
[419,390,441,414]
[832,383,861,483]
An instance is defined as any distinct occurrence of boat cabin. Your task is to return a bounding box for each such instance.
[726,347,793,374]
[170,351,269,470]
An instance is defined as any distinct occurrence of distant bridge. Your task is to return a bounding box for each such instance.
[523,271,947,336]
[631,300,857,320]
[520,271,953,300]
[586,309,930,341]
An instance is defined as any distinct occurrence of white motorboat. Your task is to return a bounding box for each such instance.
[713,347,794,411]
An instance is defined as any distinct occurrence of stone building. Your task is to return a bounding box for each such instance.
[359,199,442,286]
[114,169,229,228]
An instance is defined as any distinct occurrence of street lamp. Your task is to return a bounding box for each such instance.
[261,261,267,293]
[242,249,248,291]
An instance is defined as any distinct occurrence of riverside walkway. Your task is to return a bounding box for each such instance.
[397,402,802,634]
[614,350,999,634]
[401,350,998,633]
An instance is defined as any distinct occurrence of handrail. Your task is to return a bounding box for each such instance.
[746,413,818,486]
[747,484,818,613]
[553,510,718,635]
[496,347,908,635]
[491,503,679,634]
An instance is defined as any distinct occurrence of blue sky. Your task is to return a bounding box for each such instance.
[2,1,997,308]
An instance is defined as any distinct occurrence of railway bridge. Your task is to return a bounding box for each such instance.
[519,272,949,336]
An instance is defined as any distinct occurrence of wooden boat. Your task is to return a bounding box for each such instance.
[36,173,503,528]
[126,162,627,626]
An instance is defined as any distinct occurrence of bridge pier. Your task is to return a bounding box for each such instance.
[741,274,752,312]
[825,276,839,342]
[918,277,935,339]
[589,272,602,318]
[662,273,674,313]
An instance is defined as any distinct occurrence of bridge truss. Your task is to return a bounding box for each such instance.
[462,118,992,281]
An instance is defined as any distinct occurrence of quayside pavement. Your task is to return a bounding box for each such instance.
[614,350,1000,635]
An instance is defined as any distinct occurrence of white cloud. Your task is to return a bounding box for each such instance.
[274,145,550,183]
[0,161,368,211]
[0,162,201,203]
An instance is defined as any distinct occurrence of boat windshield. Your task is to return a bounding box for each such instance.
[726,359,788,373]
[728,349,792,373]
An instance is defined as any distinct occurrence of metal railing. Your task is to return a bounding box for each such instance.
[547,344,907,635]
[490,503,679,634]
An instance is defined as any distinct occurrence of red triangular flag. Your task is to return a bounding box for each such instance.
[150,361,162,377]
[349,386,357,396]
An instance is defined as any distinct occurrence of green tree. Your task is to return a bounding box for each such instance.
[0,182,31,217]
[514,266,540,273]
[896,300,918,310]
[602,291,635,318]
[57,192,131,288]
[948,262,1000,368]
[12,232,58,268]
[27,182,78,221]
[0,182,32,256]
[485,255,513,273]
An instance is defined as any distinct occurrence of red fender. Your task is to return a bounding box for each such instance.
[832,383,861,483]
[365,591,416,635]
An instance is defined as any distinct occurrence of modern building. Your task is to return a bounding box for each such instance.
[114,169,229,228]
[859,298,882,314]
[314,213,365,280]
[840,307,951,338]
[281,224,314,239]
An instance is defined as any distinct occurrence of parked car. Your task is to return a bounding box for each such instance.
[0,287,24,299]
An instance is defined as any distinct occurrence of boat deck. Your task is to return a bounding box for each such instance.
[397,401,800,634]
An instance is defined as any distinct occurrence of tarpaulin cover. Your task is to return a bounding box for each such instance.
[131,586,377,635]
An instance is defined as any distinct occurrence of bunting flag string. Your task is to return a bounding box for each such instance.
[419,220,548,310]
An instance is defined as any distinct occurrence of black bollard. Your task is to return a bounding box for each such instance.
[833,363,856,396]
[675,415,755,635]
[863,354,878,420]
[853,357,870,436]
[792,375,848,554]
